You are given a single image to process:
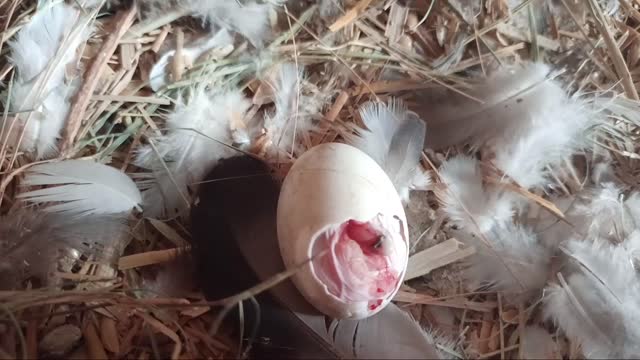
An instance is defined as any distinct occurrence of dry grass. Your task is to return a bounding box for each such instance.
[1,0,640,358]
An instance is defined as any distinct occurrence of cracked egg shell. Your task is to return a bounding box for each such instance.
[277,142,409,320]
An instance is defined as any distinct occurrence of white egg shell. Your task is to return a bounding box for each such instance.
[277,142,409,320]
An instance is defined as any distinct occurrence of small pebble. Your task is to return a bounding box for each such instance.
[39,324,82,357]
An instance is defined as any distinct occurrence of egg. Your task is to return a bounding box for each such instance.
[277,142,409,320]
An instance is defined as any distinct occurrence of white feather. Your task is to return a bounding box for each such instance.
[346,99,429,203]
[529,195,576,249]
[135,87,250,218]
[186,0,274,47]
[539,184,640,248]
[264,63,325,155]
[520,326,561,359]
[493,99,595,189]
[437,156,515,233]
[456,223,551,293]
[544,239,640,358]
[623,191,640,228]
[424,327,463,359]
[591,161,619,185]
[18,160,141,216]
[570,183,636,240]
[416,63,564,149]
[415,62,598,189]
[4,2,93,158]
[149,29,234,91]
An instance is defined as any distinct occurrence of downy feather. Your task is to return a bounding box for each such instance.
[346,99,430,203]
[544,238,640,358]
[186,0,275,47]
[415,62,565,150]
[492,98,595,189]
[520,326,561,359]
[437,156,515,233]
[18,160,142,216]
[4,2,93,158]
[264,63,326,156]
[456,223,551,293]
[0,209,128,290]
[416,62,599,189]
[149,29,234,91]
[571,183,636,240]
[528,195,576,249]
[135,87,250,218]
[424,327,463,359]
[540,184,640,247]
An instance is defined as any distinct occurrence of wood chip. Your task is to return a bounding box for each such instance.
[147,218,188,247]
[478,312,494,354]
[385,2,408,43]
[171,28,184,82]
[118,247,187,270]
[180,306,211,318]
[136,312,182,360]
[405,238,475,280]
[152,25,171,53]
[488,322,501,352]
[496,24,561,51]
[501,308,519,324]
[100,316,120,354]
[120,43,136,70]
[83,321,108,360]
[394,290,497,312]
[311,90,350,146]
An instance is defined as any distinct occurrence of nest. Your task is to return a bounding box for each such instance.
[1,0,639,359]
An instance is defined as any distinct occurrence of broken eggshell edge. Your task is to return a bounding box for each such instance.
[277,142,409,320]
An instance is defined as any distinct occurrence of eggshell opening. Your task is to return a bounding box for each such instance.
[309,213,407,315]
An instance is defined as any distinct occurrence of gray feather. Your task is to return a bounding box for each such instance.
[413,63,562,149]
[347,99,429,203]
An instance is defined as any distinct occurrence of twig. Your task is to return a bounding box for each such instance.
[118,247,188,270]
[588,0,639,100]
[61,6,138,153]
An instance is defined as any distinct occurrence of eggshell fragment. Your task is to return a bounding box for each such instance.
[277,142,409,319]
